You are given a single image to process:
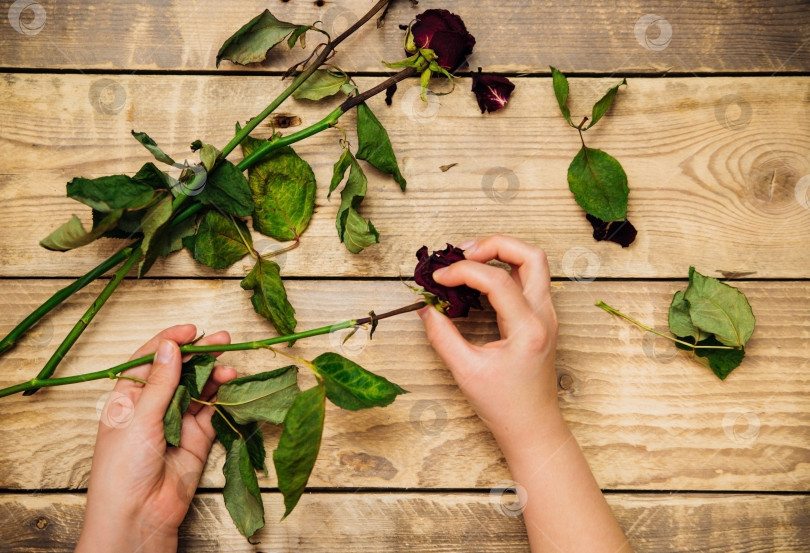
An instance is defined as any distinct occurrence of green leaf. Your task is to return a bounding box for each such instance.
[179,353,217,399]
[567,146,629,222]
[550,66,573,126]
[329,148,352,199]
[312,352,407,410]
[138,195,174,277]
[333,151,379,254]
[240,258,297,337]
[286,25,310,49]
[292,69,349,101]
[199,143,221,173]
[356,102,406,190]
[217,365,300,425]
[40,210,122,251]
[675,335,746,380]
[240,135,316,242]
[585,78,626,130]
[67,175,161,213]
[273,384,326,519]
[217,9,305,67]
[164,215,197,256]
[163,384,190,447]
[131,130,175,165]
[195,161,253,217]
[211,409,266,473]
[222,437,265,539]
[683,267,756,347]
[668,291,707,342]
[132,162,172,190]
[182,210,252,269]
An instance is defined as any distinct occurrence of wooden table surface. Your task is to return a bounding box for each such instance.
[1,1,809,551]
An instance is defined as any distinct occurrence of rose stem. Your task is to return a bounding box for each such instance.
[0,301,427,399]
[595,301,735,350]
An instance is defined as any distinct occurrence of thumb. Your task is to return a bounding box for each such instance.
[136,339,182,421]
[419,306,474,377]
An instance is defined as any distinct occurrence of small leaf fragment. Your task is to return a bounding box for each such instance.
[292,69,349,101]
[550,66,573,126]
[312,352,407,411]
[40,211,122,251]
[329,148,353,199]
[217,366,300,425]
[138,195,174,277]
[131,130,176,165]
[199,143,221,173]
[163,384,190,447]
[183,210,253,269]
[217,9,306,67]
[568,146,629,222]
[196,161,254,217]
[356,102,406,190]
[273,384,326,519]
[222,437,265,539]
[585,78,627,130]
[683,267,756,347]
[668,291,707,342]
[211,409,267,473]
[343,209,380,254]
[240,258,297,337]
[332,151,379,253]
[585,214,637,247]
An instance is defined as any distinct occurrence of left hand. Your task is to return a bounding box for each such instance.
[75,324,236,553]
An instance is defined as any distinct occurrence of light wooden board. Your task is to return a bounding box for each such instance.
[1,1,808,73]
[0,279,807,491]
[2,75,809,278]
[2,492,808,552]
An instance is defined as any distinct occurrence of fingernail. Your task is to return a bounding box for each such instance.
[418,307,429,320]
[433,267,448,281]
[154,339,174,365]
[458,240,476,254]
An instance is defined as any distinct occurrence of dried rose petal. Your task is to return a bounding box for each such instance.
[471,68,515,113]
[414,244,482,318]
[586,214,637,247]
[409,9,476,72]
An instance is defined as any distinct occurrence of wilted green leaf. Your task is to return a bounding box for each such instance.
[273,384,325,518]
[312,352,407,410]
[240,258,297,337]
[343,209,379,254]
[329,148,352,199]
[138,195,174,277]
[196,161,253,217]
[163,384,190,446]
[675,335,746,380]
[356,102,406,190]
[567,146,628,222]
[668,291,707,342]
[67,174,161,213]
[585,78,626,130]
[240,136,316,242]
[222,437,265,539]
[217,9,307,67]
[183,210,253,269]
[200,143,221,173]
[179,353,217,399]
[217,365,300,425]
[550,66,573,126]
[292,69,349,101]
[131,130,176,165]
[211,409,266,473]
[332,151,379,254]
[683,267,756,347]
[164,215,197,256]
[40,210,122,251]
[132,162,172,190]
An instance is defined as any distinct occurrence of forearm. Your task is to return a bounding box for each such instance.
[493,409,633,553]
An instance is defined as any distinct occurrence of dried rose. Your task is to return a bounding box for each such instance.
[407,9,476,72]
[586,214,637,247]
[414,244,483,318]
[471,68,515,113]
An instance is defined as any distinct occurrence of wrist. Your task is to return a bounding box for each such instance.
[76,513,179,553]
[490,406,570,466]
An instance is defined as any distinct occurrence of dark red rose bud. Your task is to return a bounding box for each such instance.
[471,68,515,113]
[414,244,483,318]
[409,9,476,72]
[586,214,637,247]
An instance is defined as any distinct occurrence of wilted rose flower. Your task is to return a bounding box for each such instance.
[407,9,476,72]
[414,244,483,318]
[586,214,637,247]
[471,68,515,113]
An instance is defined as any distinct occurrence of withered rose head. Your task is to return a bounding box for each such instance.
[414,244,482,318]
[586,214,637,248]
[471,68,515,113]
[408,9,476,72]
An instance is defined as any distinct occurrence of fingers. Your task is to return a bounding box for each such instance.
[461,236,552,314]
[187,365,237,416]
[419,307,475,371]
[135,339,182,421]
[433,260,536,338]
[181,330,231,363]
[114,325,198,392]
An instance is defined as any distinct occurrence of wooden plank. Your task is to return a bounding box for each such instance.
[0,279,807,491]
[1,492,808,552]
[2,74,809,278]
[1,1,808,73]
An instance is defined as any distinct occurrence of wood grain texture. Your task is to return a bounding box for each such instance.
[1,0,808,73]
[2,74,809,278]
[2,492,808,552]
[0,279,807,491]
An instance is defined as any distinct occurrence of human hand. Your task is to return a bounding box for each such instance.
[418,235,561,447]
[75,324,236,553]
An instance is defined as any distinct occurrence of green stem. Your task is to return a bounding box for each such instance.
[22,247,144,395]
[0,301,426,399]
[594,301,735,350]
